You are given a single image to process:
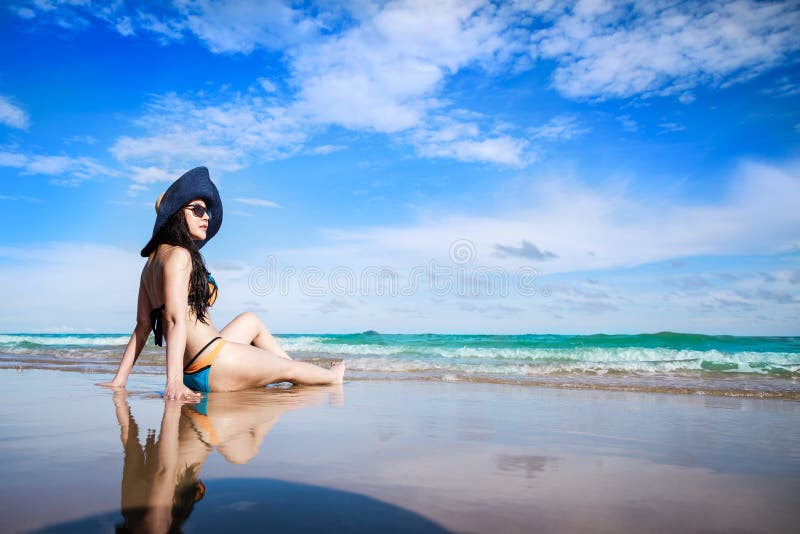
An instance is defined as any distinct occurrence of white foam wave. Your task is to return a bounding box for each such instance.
[0,334,131,346]
[2,334,796,377]
[278,338,799,368]
[276,336,325,348]
[341,353,798,376]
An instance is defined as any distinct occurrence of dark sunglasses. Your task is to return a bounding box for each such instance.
[185,203,212,219]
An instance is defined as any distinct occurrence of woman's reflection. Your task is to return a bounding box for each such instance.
[111,386,342,533]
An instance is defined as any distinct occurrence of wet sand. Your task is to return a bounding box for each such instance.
[0,368,798,533]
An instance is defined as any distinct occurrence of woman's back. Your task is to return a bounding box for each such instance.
[142,244,219,363]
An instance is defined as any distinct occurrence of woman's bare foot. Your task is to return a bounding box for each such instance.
[329,361,346,384]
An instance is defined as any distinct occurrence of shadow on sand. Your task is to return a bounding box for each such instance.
[32,476,450,533]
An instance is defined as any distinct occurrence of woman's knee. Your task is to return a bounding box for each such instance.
[232,311,254,324]
[240,312,269,332]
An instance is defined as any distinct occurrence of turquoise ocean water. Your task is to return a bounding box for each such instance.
[1,331,798,397]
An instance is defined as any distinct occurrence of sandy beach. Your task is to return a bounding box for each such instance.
[0,367,798,533]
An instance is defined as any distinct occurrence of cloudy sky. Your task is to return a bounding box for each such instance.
[1,0,798,335]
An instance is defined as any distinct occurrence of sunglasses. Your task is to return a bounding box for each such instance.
[185,203,212,219]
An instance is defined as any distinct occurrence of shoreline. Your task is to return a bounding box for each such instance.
[3,358,800,400]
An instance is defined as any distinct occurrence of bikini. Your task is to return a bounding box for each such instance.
[185,396,219,447]
[150,273,225,393]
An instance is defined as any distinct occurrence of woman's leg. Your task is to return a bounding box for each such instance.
[220,312,292,359]
[209,341,345,392]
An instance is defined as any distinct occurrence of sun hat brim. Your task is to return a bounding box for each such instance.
[140,166,223,257]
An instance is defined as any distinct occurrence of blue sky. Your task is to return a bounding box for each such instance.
[1,0,799,335]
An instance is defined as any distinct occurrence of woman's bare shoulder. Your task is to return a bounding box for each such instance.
[159,245,192,271]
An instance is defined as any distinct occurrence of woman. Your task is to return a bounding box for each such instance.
[103,167,345,400]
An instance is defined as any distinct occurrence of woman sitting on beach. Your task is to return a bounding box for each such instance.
[102,166,345,400]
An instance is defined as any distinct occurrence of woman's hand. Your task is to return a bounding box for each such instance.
[164,379,202,402]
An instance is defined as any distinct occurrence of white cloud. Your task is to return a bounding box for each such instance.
[0,242,141,331]
[28,154,115,179]
[0,241,280,332]
[616,114,638,132]
[19,1,94,29]
[0,194,41,202]
[124,184,153,200]
[114,15,134,36]
[183,159,796,334]
[112,0,530,171]
[659,122,685,133]
[657,269,800,321]
[293,159,800,276]
[0,149,116,185]
[175,0,320,53]
[17,0,799,174]
[25,155,77,174]
[2,161,798,334]
[410,114,529,165]
[530,0,800,100]
[16,0,516,139]
[15,0,800,108]
[0,150,29,167]
[530,115,589,141]
[311,144,345,155]
[0,95,30,130]
[290,0,509,134]
[317,297,354,314]
[113,130,245,171]
[136,11,185,42]
[14,6,36,19]
[229,209,254,217]
[110,92,305,172]
[232,197,280,208]
[64,134,97,144]
[765,75,800,97]
[257,77,278,93]
[414,131,528,166]
[13,0,318,51]
[127,165,175,184]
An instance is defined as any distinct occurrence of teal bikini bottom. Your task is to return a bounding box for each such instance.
[183,337,226,393]
[184,367,211,393]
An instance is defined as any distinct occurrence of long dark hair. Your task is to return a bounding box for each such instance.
[151,209,212,324]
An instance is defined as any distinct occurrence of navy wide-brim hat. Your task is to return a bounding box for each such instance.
[140,166,223,257]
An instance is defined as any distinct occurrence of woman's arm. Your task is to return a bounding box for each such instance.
[100,276,153,388]
[112,388,134,446]
[144,400,183,533]
[162,248,202,400]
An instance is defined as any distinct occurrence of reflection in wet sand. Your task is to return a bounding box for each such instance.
[113,386,340,533]
[31,383,451,534]
[495,455,557,479]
